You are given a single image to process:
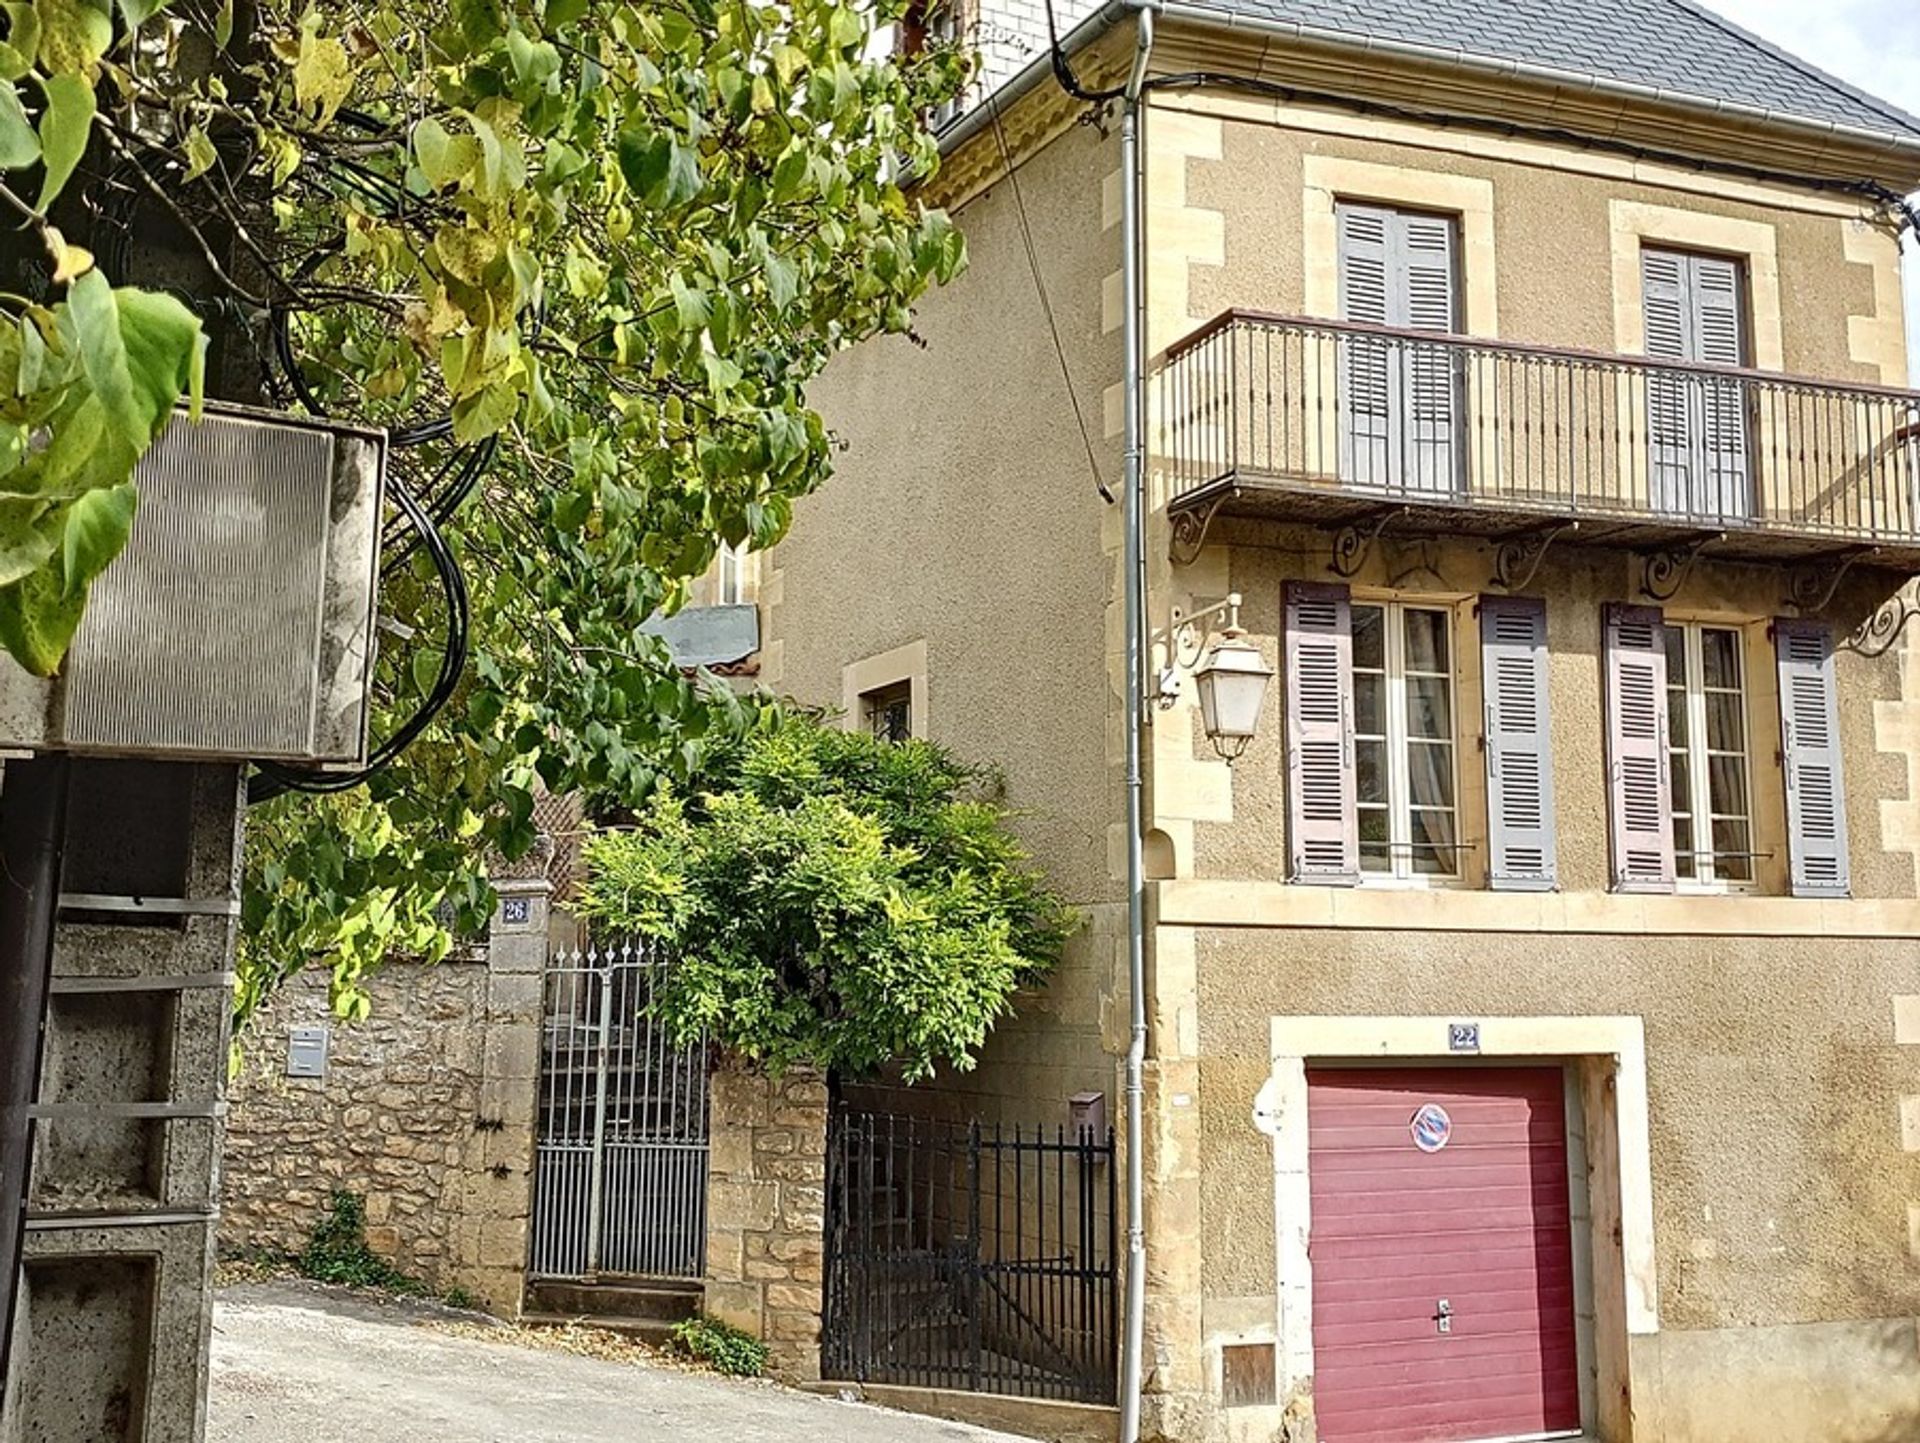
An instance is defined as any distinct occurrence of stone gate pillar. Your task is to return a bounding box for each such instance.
[702,1060,828,1380]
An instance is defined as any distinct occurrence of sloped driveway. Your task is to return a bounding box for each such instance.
[211,1281,1029,1443]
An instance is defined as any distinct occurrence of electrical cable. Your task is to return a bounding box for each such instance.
[1044,0,1125,103]
[987,94,1114,503]
[248,467,470,801]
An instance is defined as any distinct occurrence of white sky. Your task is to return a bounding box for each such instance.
[1699,0,1920,373]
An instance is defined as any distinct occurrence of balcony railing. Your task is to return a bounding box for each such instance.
[1160,311,1920,566]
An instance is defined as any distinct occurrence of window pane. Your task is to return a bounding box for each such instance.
[1403,608,1450,673]
[1707,754,1748,820]
[1705,691,1745,754]
[1359,806,1389,872]
[1669,749,1692,815]
[1410,808,1456,876]
[1667,685,1689,749]
[1701,628,1741,689]
[1354,673,1385,739]
[1663,627,1686,677]
[1353,605,1385,671]
[1407,741,1454,808]
[1711,818,1753,882]
[1674,813,1696,879]
[1356,739,1388,804]
[1406,675,1452,740]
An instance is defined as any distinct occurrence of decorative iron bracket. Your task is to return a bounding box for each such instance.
[1840,583,1920,658]
[1329,507,1407,580]
[1490,522,1578,592]
[1787,548,1878,614]
[1640,534,1722,602]
[1169,488,1234,566]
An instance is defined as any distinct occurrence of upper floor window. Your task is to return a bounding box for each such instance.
[862,680,913,744]
[716,542,746,606]
[1641,247,1751,521]
[1663,622,1754,887]
[1352,601,1459,880]
[1336,202,1462,498]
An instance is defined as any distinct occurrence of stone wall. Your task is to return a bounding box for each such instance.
[220,881,549,1314]
[702,1063,828,1380]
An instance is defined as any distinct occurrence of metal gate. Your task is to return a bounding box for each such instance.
[529,943,710,1279]
[823,1109,1118,1403]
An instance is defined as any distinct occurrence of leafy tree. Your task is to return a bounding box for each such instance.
[0,0,968,1017]
[574,717,1076,1081]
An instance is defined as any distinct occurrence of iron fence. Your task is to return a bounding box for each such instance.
[822,1109,1118,1404]
[529,942,710,1280]
[1161,310,1920,542]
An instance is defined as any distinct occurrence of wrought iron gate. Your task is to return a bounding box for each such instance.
[529,943,710,1279]
[823,1109,1118,1403]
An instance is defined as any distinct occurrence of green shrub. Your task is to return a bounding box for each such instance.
[297,1189,425,1294]
[669,1315,769,1377]
[577,716,1077,1081]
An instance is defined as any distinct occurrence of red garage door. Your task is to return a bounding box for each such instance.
[1306,1066,1580,1443]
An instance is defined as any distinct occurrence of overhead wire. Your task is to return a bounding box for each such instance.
[986,93,1115,503]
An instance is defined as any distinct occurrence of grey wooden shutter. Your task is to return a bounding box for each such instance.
[1480,595,1556,891]
[1690,254,1751,520]
[1398,211,1461,495]
[1642,248,1695,515]
[1285,581,1358,884]
[1774,619,1849,897]
[1337,204,1393,489]
[1603,603,1674,892]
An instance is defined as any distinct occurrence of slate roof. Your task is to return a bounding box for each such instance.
[1174,0,1920,144]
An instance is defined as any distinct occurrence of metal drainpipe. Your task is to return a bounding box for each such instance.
[1118,6,1156,1440]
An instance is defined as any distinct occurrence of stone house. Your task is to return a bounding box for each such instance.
[756,0,1920,1441]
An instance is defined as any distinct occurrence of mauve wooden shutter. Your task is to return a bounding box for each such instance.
[1337,203,1393,488]
[1480,595,1556,891]
[1603,603,1674,892]
[1286,581,1358,884]
[1775,619,1850,897]
[1397,210,1461,494]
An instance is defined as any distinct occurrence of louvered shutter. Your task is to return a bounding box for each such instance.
[1285,581,1358,884]
[1774,619,1849,897]
[1337,204,1393,489]
[1690,254,1752,521]
[1642,248,1695,515]
[1397,211,1461,495]
[1480,596,1557,891]
[1603,603,1674,892]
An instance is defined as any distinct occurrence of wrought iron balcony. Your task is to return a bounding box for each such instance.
[1159,311,1920,587]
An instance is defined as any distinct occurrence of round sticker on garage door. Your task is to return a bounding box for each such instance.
[1410,1103,1452,1153]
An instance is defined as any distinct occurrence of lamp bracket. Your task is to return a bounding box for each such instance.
[1156,593,1245,709]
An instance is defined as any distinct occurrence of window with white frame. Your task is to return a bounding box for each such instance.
[716,541,745,606]
[1351,601,1459,879]
[1663,622,1753,886]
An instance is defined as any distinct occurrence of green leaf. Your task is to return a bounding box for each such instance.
[0,554,85,676]
[33,0,109,72]
[0,82,37,169]
[182,123,216,181]
[211,0,230,47]
[113,285,199,441]
[291,17,352,125]
[59,479,133,594]
[115,0,172,28]
[542,0,584,26]
[35,71,93,209]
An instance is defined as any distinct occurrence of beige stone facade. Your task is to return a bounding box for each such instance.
[221,882,550,1314]
[766,15,1920,1443]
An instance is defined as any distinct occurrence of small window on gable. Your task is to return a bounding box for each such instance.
[862,680,913,745]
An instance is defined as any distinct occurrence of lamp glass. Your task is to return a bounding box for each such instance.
[1193,633,1273,746]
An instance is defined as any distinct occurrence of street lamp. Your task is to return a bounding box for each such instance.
[1156,593,1275,762]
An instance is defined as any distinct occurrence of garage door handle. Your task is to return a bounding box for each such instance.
[1434,1299,1452,1334]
